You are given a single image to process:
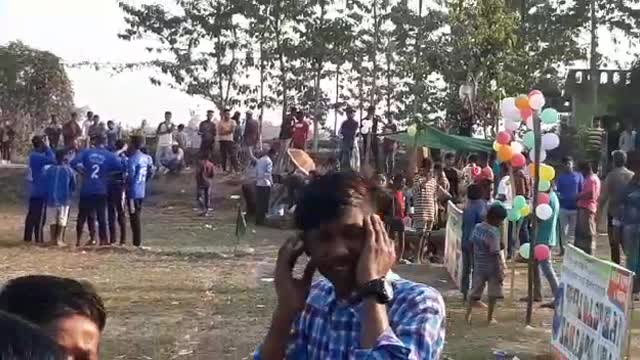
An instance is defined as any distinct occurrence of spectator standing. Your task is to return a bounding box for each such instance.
[218,108,239,173]
[361,106,381,169]
[575,161,601,254]
[107,140,128,245]
[242,110,260,163]
[43,149,76,246]
[461,184,487,302]
[255,148,275,225]
[620,151,640,295]
[599,150,634,264]
[254,172,446,360]
[198,110,217,160]
[175,124,188,150]
[1,121,16,164]
[87,114,104,142]
[382,116,398,175]
[279,107,296,149]
[339,107,359,170]
[195,154,215,216]
[44,115,62,149]
[556,157,584,254]
[126,136,155,247]
[155,111,175,166]
[24,136,55,244]
[105,120,120,150]
[82,111,93,147]
[62,112,82,152]
[619,121,635,153]
[443,152,461,198]
[291,110,309,150]
[71,136,124,246]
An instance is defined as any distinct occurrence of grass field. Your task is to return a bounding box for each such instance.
[1,168,639,359]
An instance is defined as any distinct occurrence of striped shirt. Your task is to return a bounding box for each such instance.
[412,175,437,227]
[471,222,502,276]
[254,274,446,359]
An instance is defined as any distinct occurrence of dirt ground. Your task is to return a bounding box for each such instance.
[1,168,639,360]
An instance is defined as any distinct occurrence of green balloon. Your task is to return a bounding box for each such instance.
[541,108,559,124]
[523,131,535,149]
[539,180,551,192]
[508,208,522,222]
[513,195,527,210]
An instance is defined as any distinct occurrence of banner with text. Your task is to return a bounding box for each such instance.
[444,201,463,289]
[551,245,634,360]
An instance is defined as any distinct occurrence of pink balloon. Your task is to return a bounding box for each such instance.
[497,131,512,145]
[510,153,526,168]
[528,89,543,97]
[537,193,550,205]
[520,107,533,122]
[534,244,551,261]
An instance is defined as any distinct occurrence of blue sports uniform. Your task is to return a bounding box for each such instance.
[24,147,55,243]
[126,150,154,247]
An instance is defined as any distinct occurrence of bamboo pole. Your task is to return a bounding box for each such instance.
[526,111,542,325]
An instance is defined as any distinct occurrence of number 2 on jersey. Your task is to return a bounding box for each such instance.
[91,164,100,179]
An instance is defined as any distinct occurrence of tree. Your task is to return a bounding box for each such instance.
[0,41,74,134]
[118,0,254,109]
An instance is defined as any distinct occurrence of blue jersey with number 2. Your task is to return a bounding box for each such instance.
[71,148,123,196]
[127,151,154,199]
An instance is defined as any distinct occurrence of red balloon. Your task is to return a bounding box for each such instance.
[497,131,512,145]
[520,107,533,122]
[472,166,481,176]
[510,153,526,168]
[534,244,551,261]
[537,193,550,205]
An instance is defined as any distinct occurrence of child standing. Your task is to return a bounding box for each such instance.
[461,184,487,302]
[196,154,215,216]
[43,149,76,246]
[465,203,508,325]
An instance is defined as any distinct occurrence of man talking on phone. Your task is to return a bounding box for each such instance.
[255,172,446,359]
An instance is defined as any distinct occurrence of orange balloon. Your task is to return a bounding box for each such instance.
[498,145,514,162]
[515,95,530,110]
[529,163,538,177]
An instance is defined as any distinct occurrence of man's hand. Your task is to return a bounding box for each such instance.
[356,215,396,288]
[274,237,316,319]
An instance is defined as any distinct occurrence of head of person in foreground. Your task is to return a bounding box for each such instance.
[0,310,69,360]
[0,275,106,360]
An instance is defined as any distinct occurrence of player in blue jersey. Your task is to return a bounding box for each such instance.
[24,136,55,244]
[71,135,124,246]
[43,149,76,246]
[107,139,128,245]
[126,135,155,247]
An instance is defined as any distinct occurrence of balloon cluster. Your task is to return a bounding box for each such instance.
[495,90,561,223]
[518,243,551,261]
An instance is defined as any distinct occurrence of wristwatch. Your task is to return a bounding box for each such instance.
[359,278,394,304]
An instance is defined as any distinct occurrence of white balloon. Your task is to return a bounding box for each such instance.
[501,98,520,121]
[529,93,546,110]
[530,149,547,163]
[504,119,519,132]
[542,133,560,150]
[511,141,524,154]
[536,204,553,221]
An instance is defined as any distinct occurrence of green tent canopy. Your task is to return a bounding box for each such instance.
[387,125,493,152]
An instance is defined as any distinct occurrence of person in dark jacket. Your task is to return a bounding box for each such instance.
[24,136,55,244]
[43,149,76,246]
[107,140,128,245]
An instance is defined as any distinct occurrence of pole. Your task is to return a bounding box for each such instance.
[526,111,542,325]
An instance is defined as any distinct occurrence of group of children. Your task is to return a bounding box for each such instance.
[25,134,154,247]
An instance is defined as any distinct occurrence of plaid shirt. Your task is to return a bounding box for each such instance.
[254,274,446,359]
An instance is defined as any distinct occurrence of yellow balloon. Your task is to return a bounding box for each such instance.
[520,205,531,217]
[493,141,502,152]
[497,145,513,162]
[540,164,556,181]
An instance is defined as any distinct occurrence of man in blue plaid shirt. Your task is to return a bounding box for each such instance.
[255,172,446,359]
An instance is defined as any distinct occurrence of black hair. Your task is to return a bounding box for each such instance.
[433,162,443,171]
[0,311,68,360]
[467,184,482,200]
[207,110,215,114]
[178,124,185,130]
[478,152,489,161]
[107,120,114,125]
[612,150,627,168]
[486,203,508,223]
[267,148,277,157]
[444,152,455,160]
[0,275,106,332]
[165,111,172,116]
[130,135,144,151]
[422,157,433,170]
[577,161,593,174]
[86,111,93,117]
[55,149,65,164]
[91,135,105,146]
[562,156,574,165]
[295,172,372,232]
[115,139,126,151]
[92,114,99,120]
[468,154,479,164]
[32,136,44,149]
[232,112,241,121]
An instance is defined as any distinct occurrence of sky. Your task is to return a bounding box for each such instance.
[1,0,636,129]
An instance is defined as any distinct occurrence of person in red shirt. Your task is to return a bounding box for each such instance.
[291,110,309,150]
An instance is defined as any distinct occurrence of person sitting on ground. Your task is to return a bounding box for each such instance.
[160,142,185,174]
[461,183,487,303]
[195,153,215,216]
[0,275,107,360]
[43,149,76,247]
[465,203,508,325]
[254,172,446,359]
[0,311,69,360]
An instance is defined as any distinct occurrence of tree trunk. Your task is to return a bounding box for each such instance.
[259,39,265,151]
[313,63,322,151]
[589,0,598,125]
[526,111,542,326]
[334,64,340,135]
[412,0,423,116]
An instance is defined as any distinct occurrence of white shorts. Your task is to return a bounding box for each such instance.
[47,206,70,227]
